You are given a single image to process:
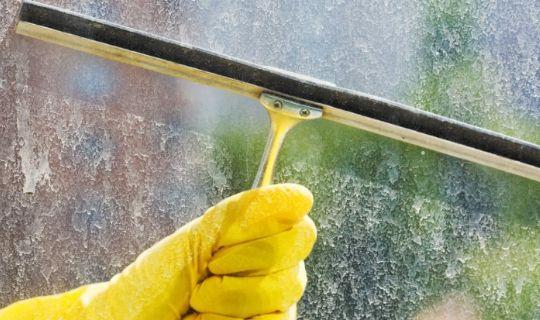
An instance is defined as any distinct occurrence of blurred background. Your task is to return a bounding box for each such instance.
[0,0,539,319]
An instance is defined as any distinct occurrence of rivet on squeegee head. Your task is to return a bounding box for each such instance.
[15,0,540,183]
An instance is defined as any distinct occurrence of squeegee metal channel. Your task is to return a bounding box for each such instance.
[15,0,540,183]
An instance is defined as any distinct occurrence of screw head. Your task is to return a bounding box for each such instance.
[299,108,311,117]
[273,100,283,109]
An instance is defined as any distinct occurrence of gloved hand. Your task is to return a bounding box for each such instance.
[0,183,317,320]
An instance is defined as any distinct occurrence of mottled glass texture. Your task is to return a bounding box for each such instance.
[0,0,538,319]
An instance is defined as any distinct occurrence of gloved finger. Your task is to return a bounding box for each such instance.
[190,263,307,318]
[251,304,297,319]
[182,313,242,320]
[214,183,313,248]
[209,217,316,276]
[183,306,295,320]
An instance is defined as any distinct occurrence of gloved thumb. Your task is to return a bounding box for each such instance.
[204,183,314,250]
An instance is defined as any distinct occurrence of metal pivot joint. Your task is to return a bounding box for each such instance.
[259,93,323,120]
[252,93,322,188]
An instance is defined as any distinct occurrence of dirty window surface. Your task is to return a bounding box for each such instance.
[1,1,539,319]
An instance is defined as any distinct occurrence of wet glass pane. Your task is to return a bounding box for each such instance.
[1,0,539,319]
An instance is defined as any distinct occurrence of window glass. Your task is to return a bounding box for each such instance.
[1,1,538,319]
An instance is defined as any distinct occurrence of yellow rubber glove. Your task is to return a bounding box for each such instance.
[0,183,317,320]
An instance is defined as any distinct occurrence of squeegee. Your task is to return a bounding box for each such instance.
[15,0,540,183]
